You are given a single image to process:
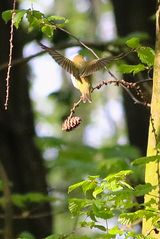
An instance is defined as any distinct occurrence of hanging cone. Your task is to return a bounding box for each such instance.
[62,116,82,131]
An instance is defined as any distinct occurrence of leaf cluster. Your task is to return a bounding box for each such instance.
[2,9,68,38]
[67,170,158,237]
[118,37,155,75]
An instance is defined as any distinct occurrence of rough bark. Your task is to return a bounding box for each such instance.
[0,1,52,238]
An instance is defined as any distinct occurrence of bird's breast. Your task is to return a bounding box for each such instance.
[71,75,79,89]
[71,75,91,89]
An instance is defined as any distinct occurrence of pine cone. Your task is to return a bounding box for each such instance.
[62,116,82,131]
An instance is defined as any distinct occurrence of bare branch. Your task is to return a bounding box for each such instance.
[0,41,126,72]
[92,79,151,108]
[4,0,16,110]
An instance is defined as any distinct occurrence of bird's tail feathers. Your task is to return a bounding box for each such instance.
[81,92,92,103]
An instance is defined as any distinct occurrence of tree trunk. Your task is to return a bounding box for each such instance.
[111,0,156,154]
[142,1,160,236]
[0,1,52,238]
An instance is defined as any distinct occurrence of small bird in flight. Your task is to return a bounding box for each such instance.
[40,43,119,103]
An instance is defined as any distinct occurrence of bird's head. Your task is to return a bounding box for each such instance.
[72,55,86,68]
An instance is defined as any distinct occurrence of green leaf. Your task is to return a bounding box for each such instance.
[126,231,146,239]
[92,186,103,198]
[82,180,97,194]
[94,224,106,231]
[80,221,95,228]
[104,170,133,191]
[69,198,92,216]
[30,10,44,19]
[36,136,67,148]
[47,15,68,25]
[44,235,59,239]
[93,207,113,219]
[88,175,99,180]
[26,10,44,29]
[118,63,145,75]
[108,226,123,235]
[68,180,86,193]
[132,155,160,165]
[119,209,156,225]
[18,231,36,239]
[27,14,41,29]
[93,201,113,219]
[105,170,133,182]
[2,10,12,23]
[41,25,54,38]
[137,47,155,67]
[13,10,26,29]
[126,37,141,48]
[69,199,82,216]
[119,181,134,190]
[12,192,54,208]
[134,183,155,196]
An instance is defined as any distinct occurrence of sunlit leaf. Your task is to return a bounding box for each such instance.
[2,10,12,23]
[41,25,54,38]
[92,186,103,198]
[118,63,145,75]
[68,181,85,193]
[13,10,26,29]
[134,183,156,196]
[137,47,155,67]
[132,155,160,165]
[47,15,68,25]
[109,226,123,235]
[105,170,133,182]
[126,37,141,48]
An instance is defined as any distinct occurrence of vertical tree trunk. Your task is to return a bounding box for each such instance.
[111,0,155,154]
[142,1,160,236]
[0,1,52,238]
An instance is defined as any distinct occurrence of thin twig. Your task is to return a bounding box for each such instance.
[0,51,44,71]
[55,25,100,58]
[92,79,150,108]
[4,0,16,110]
[0,41,130,72]
[137,79,152,84]
[55,25,133,69]
[68,98,82,119]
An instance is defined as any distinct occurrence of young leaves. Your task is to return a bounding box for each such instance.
[2,9,68,38]
[119,37,155,75]
[68,170,157,236]
[132,155,160,166]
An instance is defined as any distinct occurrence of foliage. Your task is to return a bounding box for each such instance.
[67,171,158,238]
[2,9,68,38]
[118,37,154,75]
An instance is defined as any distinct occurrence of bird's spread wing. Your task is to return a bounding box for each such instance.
[80,56,116,77]
[40,43,80,79]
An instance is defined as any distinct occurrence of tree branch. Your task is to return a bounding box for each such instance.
[4,0,16,110]
[0,40,125,72]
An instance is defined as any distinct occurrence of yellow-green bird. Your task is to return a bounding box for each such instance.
[40,43,116,103]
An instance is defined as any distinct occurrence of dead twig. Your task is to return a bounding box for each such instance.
[4,0,16,110]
